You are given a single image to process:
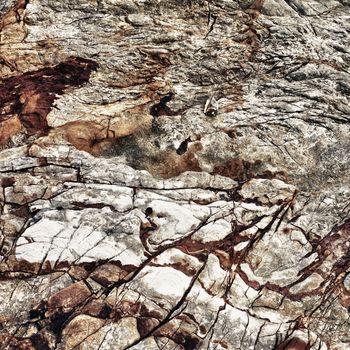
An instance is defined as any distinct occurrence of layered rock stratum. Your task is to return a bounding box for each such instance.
[1,0,350,349]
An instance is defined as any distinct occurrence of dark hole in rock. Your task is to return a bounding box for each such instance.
[224,129,236,138]
[183,337,200,350]
[98,304,112,319]
[150,92,174,117]
[169,331,200,350]
[145,207,153,217]
[49,310,72,338]
[29,302,46,320]
[176,137,191,155]
[219,193,228,200]
[29,333,50,350]
[204,108,217,117]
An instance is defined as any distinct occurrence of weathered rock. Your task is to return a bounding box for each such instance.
[48,281,91,314]
[1,0,350,349]
[61,315,105,350]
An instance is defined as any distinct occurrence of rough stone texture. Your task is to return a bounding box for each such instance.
[0,0,350,349]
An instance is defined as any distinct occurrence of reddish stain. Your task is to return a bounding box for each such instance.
[276,337,309,350]
[0,57,98,141]
[250,0,265,11]
[1,177,16,187]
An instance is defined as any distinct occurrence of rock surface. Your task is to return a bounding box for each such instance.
[1,0,350,349]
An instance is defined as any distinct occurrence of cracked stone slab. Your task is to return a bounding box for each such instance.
[1,0,350,349]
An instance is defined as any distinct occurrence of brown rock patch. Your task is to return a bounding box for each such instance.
[0,0,28,44]
[0,116,22,145]
[0,57,98,144]
[62,315,105,350]
[156,141,203,179]
[277,337,309,350]
[48,281,91,314]
[211,158,283,182]
[90,263,130,287]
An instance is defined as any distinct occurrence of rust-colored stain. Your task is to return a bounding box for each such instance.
[247,0,266,19]
[211,158,287,182]
[276,337,309,350]
[54,121,113,156]
[0,57,98,145]
[154,321,201,350]
[157,141,203,179]
[211,158,268,181]
[47,281,91,314]
[0,177,16,187]
[0,113,23,146]
[212,159,248,181]
[250,0,266,11]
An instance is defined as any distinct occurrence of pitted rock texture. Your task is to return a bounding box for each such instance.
[1,0,350,349]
